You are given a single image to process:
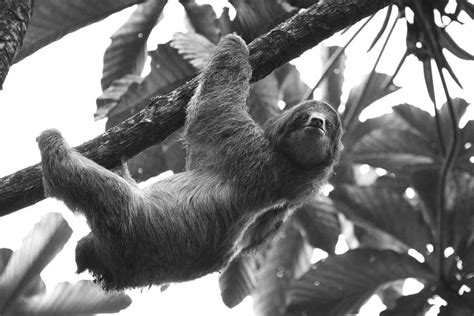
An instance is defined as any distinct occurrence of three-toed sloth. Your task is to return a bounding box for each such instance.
[37,35,342,290]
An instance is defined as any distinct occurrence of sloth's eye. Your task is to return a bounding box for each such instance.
[299,114,309,122]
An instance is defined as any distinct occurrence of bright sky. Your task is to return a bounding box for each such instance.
[0,1,472,315]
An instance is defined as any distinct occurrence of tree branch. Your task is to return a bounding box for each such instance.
[0,0,394,216]
[0,0,34,89]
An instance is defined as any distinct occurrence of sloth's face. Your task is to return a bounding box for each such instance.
[266,100,342,169]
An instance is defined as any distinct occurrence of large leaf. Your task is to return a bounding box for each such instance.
[6,280,131,315]
[342,72,400,129]
[0,213,72,311]
[287,249,435,316]
[293,198,341,253]
[180,0,220,43]
[103,43,195,127]
[319,45,346,109]
[449,172,474,255]
[253,222,312,316]
[381,286,434,316]
[219,254,259,308]
[229,0,294,42]
[100,0,167,91]
[0,0,33,89]
[170,32,215,70]
[458,120,474,175]
[332,185,432,254]
[15,0,145,62]
[352,128,438,174]
[273,63,309,108]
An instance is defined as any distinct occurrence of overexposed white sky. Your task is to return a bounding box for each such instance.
[0,1,472,315]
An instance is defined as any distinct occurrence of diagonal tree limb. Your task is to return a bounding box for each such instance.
[0,0,394,216]
[0,0,34,89]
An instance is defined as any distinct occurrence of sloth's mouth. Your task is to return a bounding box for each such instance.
[305,125,326,135]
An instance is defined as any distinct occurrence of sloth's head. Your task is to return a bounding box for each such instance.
[265,100,343,169]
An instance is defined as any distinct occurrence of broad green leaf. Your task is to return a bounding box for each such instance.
[0,0,33,89]
[95,74,143,120]
[458,121,474,175]
[0,249,13,274]
[170,32,215,69]
[104,43,195,127]
[343,113,408,153]
[229,0,294,42]
[273,63,309,108]
[101,0,167,91]
[287,249,435,316]
[392,104,437,143]
[449,172,474,254]
[247,73,280,125]
[0,213,72,312]
[293,199,341,253]
[332,185,432,254]
[253,222,312,316]
[180,0,220,43]
[6,280,131,315]
[342,72,400,128]
[319,45,346,109]
[352,128,438,173]
[15,0,145,62]
[219,254,259,308]
[381,286,433,316]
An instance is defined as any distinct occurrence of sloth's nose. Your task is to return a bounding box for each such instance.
[309,116,325,129]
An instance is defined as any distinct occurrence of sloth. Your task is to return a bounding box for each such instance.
[37,34,342,290]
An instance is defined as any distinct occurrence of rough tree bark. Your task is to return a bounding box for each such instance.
[0,0,395,216]
[0,0,34,89]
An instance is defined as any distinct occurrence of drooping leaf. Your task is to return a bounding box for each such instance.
[319,45,346,109]
[342,72,400,128]
[15,0,145,62]
[392,104,437,143]
[219,254,259,308]
[449,172,474,254]
[229,0,294,42]
[6,280,131,315]
[95,74,143,120]
[344,110,408,152]
[273,63,309,108]
[180,0,220,43]
[332,185,432,254]
[247,73,280,125]
[127,144,169,181]
[293,198,341,253]
[0,249,13,274]
[410,167,439,230]
[458,120,474,175]
[0,213,72,311]
[352,128,438,174]
[161,129,186,173]
[287,249,435,316]
[0,0,33,89]
[381,286,434,316]
[104,43,195,127]
[170,32,215,69]
[101,0,167,91]
[253,222,312,316]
